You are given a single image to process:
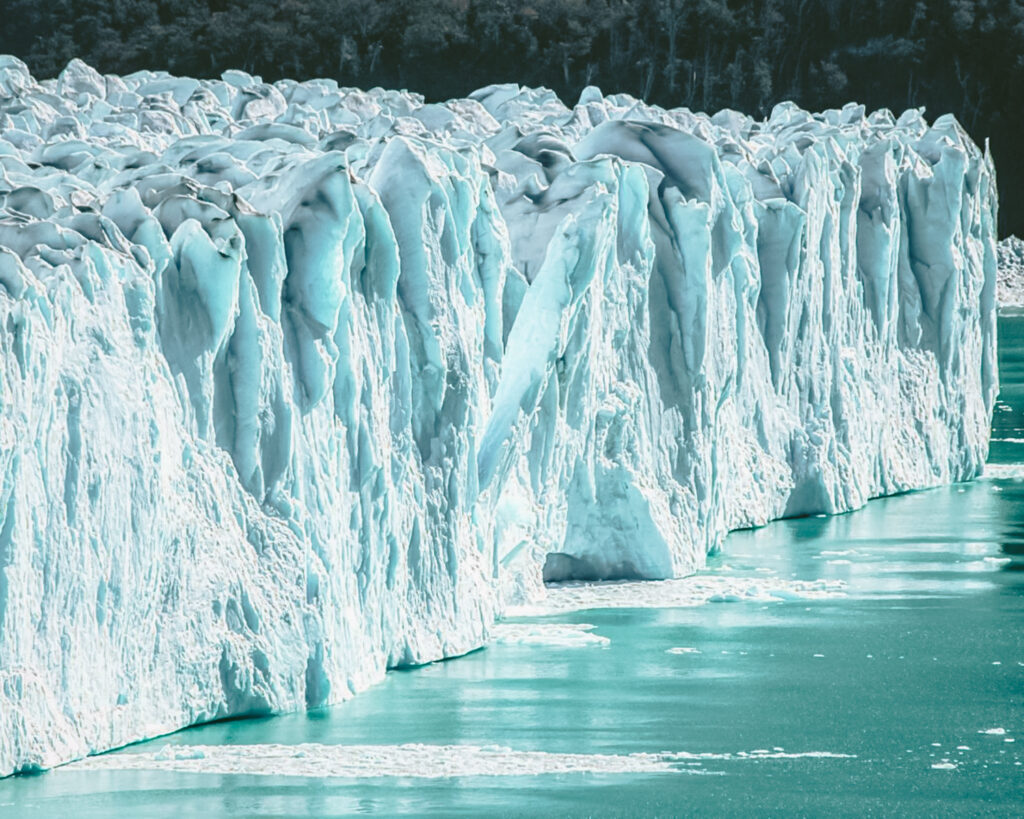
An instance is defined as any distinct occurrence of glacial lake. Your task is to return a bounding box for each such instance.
[4,314,1024,817]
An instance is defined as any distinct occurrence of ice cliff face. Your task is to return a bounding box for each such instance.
[997,236,1024,306]
[0,57,998,775]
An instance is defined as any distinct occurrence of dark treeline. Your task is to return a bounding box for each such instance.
[2,0,1021,234]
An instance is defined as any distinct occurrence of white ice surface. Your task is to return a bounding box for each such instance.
[0,56,998,774]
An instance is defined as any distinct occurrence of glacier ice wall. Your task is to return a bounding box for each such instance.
[0,57,997,775]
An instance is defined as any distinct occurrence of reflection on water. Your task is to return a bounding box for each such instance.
[4,315,1024,817]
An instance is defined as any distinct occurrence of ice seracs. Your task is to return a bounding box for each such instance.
[0,57,997,775]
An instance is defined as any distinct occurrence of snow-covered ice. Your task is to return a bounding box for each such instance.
[0,56,998,775]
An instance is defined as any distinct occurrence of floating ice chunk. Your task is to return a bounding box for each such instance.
[153,745,207,762]
[981,464,1024,480]
[490,623,610,648]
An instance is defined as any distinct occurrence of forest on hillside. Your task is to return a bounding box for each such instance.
[1,0,1020,234]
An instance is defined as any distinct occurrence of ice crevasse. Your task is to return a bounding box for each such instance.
[0,57,997,775]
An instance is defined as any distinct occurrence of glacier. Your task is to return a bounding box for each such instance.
[0,56,997,776]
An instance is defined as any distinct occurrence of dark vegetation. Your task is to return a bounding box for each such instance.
[2,0,1021,234]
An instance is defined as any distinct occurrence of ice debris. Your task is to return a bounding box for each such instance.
[509,576,847,616]
[490,623,610,647]
[65,742,854,778]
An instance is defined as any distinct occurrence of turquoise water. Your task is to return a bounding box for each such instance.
[5,316,1024,817]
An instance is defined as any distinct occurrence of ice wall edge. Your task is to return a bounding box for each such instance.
[0,57,998,775]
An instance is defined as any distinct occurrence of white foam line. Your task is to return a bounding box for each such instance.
[508,575,845,616]
[66,743,855,779]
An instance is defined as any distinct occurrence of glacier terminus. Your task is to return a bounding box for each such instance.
[0,57,997,776]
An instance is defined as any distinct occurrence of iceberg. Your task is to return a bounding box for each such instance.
[0,57,997,775]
